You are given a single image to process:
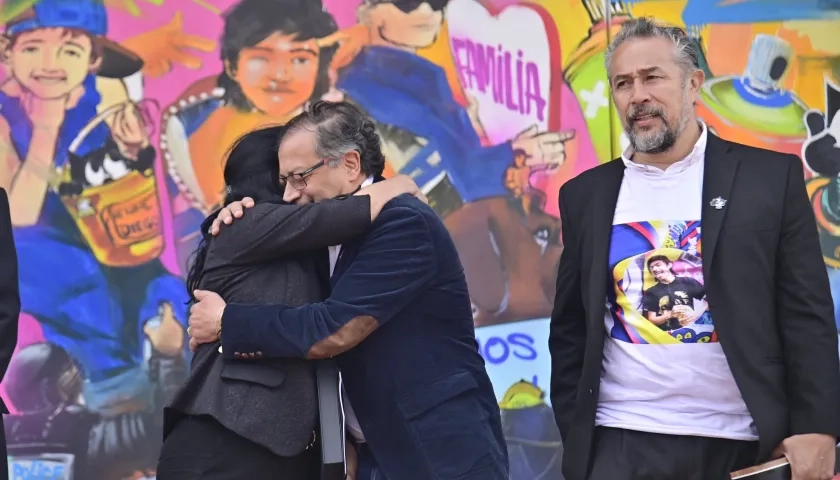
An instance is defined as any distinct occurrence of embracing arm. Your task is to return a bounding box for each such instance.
[216,196,372,265]
[219,202,437,359]
[775,155,840,438]
[0,188,20,383]
[549,185,587,441]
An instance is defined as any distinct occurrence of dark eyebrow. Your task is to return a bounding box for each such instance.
[65,41,84,50]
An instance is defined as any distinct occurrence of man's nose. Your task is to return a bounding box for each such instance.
[629,83,652,106]
[283,186,300,203]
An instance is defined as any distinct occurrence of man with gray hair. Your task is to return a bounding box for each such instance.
[550,17,839,480]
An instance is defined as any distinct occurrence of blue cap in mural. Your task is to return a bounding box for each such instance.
[3,0,143,78]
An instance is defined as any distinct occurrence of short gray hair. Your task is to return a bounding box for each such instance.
[284,100,386,178]
[604,17,700,78]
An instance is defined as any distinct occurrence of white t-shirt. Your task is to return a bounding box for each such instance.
[594,125,758,441]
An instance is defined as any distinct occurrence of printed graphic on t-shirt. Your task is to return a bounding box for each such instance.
[607,220,715,345]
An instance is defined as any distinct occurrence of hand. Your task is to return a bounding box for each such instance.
[110,102,151,159]
[2,79,82,131]
[345,439,358,480]
[143,302,184,357]
[511,125,575,169]
[773,433,836,480]
[316,24,370,77]
[209,197,256,235]
[119,11,217,78]
[803,108,840,177]
[357,175,425,220]
[188,289,226,352]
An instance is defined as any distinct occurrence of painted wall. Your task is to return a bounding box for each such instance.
[0,0,838,478]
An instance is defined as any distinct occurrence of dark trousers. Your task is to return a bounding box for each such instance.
[355,442,387,480]
[587,427,759,480]
[157,414,319,480]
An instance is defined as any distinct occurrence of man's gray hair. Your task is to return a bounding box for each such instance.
[604,17,700,78]
[283,100,386,178]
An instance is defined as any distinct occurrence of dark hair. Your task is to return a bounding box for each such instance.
[647,255,672,270]
[218,0,338,111]
[185,125,288,301]
[284,100,386,178]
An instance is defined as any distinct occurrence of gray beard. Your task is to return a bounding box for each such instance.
[626,98,692,154]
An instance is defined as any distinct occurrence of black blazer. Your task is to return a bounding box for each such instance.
[549,134,840,480]
[164,195,371,457]
[0,188,20,415]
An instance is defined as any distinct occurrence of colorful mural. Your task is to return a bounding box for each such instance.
[0,0,837,478]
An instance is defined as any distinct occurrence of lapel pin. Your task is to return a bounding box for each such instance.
[710,197,727,210]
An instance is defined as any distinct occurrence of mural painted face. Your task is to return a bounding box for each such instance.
[366,1,446,50]
[227,32,320,117]
[609,36,699,154]
[278,128,358,204]
[5,28,99,100]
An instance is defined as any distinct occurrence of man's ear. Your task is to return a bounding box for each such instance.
[343,150,362,177]
[688,69,705,99]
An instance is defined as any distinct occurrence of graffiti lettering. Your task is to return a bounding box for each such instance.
[10,459,69,480]
[451,37,547,121]
[477,332,538,365]
[100,191,161,246]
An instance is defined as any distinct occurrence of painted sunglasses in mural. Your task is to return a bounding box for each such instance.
[368,0,450,13]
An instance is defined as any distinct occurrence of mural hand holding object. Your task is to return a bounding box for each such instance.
[109,102,151,160]
[143,302,184,357]
[188,289,226,352]
[120,11,217,79]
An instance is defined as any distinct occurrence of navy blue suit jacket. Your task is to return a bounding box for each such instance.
[221,194,508,480]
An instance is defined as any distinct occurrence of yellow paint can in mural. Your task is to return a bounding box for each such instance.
[58,169,165,267]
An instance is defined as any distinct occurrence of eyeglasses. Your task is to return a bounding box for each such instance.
[279,160,327,190]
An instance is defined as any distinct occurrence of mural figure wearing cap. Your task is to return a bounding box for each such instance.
[0,0,189,418]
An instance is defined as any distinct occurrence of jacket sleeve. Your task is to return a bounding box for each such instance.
[775,155,840,438]
[549,185,587,441]
[214,196,372,265]
[0,188,20,385]
[219,203,436,359]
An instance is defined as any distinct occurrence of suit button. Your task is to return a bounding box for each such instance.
[255,351,263,357]
[234,352,242,358]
